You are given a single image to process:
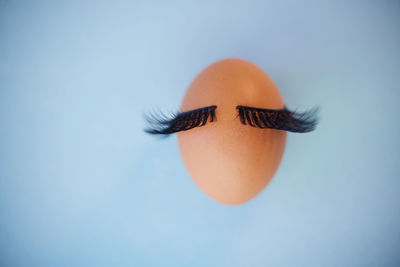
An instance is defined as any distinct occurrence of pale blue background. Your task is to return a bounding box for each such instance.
[1,1,399,266]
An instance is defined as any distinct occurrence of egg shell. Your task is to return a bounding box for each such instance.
[178,58,287,205]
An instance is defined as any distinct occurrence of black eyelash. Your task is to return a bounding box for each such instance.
[236,105,318,133]
[144,105,217,135]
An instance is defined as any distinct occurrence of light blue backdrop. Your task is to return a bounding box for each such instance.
[1,1,399,266]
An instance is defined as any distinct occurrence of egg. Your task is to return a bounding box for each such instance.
[178,58,287,205]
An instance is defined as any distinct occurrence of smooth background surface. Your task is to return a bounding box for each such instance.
[1,1,399,266]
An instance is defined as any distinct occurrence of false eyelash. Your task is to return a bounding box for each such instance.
[236,105,318,133]
[144,105,217,135]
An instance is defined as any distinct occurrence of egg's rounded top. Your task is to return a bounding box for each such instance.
[178,58,287,205]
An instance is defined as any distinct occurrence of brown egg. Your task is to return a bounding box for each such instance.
[177,58,287,205]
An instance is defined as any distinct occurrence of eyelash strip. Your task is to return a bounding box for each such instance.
[144,105,217,135]
[236,105,318,133]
